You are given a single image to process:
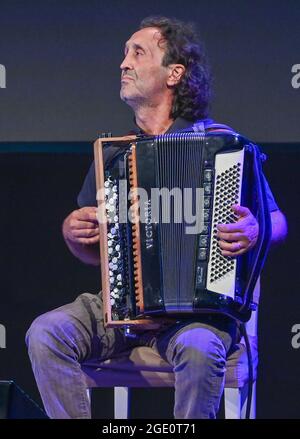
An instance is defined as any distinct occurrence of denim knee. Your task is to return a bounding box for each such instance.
[25,310,72,352]
[171,327,227,374]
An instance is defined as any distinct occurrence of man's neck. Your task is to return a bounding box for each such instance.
[134,104,174,135]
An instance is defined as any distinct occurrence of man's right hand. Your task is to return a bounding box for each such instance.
[62,207,99,245]
[62,207,100,265]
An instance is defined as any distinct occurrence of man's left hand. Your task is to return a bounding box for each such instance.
[216,204,259,257]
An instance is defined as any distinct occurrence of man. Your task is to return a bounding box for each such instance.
[26,16,287,419]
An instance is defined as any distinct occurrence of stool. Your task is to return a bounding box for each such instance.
[82,310,258,419]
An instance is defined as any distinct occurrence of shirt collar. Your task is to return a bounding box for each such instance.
[166,118,194,133]
[130,117,195,136]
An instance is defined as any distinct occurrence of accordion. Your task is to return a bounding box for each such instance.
[94,132,272,329]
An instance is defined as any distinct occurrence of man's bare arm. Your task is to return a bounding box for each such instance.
[270,209,288,245]
[62,207,100,266]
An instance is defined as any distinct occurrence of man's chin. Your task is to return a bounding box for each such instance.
[120,90,137,104]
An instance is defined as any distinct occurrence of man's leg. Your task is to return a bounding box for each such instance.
[154,317,237,419]
[25,292,133,419]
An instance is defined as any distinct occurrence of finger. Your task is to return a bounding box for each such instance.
[216,231,244,241]
[221,247,246,258]
[70,220,99,230]
[218,240,246,252]
[73,235,100,245]
[217,221,245,233]
[77,208,98,222]
[72,228,99,238]
[231,204,250,218]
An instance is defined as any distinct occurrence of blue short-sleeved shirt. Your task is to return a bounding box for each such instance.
[77,118,279,212]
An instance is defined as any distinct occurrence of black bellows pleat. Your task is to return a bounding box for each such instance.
[156,133,204,312]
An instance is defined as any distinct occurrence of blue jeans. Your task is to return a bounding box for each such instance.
[25,292,237,419]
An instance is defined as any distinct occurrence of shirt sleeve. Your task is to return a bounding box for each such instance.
[262,173,279,212]
[77,160,97,208]
[77,145,121,208]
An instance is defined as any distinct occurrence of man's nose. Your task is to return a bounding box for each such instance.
[120,53,132,71]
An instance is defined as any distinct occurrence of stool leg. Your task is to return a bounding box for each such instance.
[224,382,256,419]
[114,387,130,419]
[224,387,242,419]
[86,388,91,405]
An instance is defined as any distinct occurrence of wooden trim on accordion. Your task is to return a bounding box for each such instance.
[128,143,144,313]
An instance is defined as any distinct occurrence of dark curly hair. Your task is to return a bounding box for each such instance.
[140,16,212,121]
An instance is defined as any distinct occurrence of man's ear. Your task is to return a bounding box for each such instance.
[167,64,186,87]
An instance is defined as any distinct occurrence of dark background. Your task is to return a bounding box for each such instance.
[0,0,299,419]
[0,0,299,142]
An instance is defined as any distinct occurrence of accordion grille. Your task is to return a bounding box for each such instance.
[209,164,241,282]
[207,149,244,297]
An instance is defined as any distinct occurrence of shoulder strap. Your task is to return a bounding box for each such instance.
[192,120,205,133]
[192,119,237,134]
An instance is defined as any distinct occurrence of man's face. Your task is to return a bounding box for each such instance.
[120,27,170,106]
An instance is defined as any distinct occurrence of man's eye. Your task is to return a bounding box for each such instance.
[136,51,143,56]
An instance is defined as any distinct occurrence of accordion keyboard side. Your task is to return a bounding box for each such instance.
[94,136,164,329]
[206,149,244,297]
